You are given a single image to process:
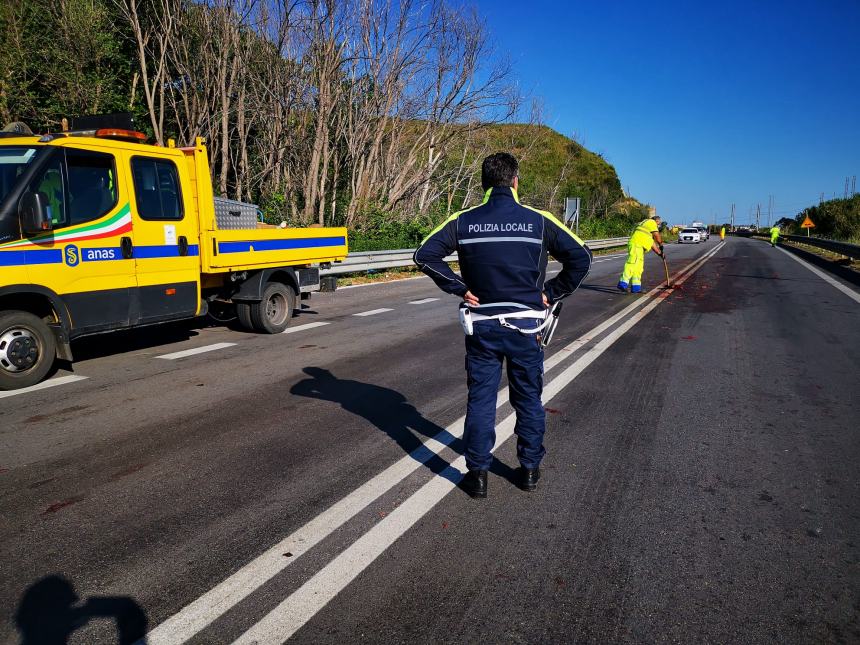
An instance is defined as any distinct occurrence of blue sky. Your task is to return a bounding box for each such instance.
[474,0,860,226]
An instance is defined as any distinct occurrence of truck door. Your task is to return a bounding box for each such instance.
[126,154,200,324]
[25,146,136,334]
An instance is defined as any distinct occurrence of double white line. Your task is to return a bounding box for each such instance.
[143,242,726,644]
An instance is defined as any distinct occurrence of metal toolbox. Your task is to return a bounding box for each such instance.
[213,197,259,230]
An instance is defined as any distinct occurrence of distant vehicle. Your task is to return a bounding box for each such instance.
[691,221,709,240]
[678,228,701,244]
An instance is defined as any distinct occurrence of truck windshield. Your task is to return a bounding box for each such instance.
[0,146,41,207]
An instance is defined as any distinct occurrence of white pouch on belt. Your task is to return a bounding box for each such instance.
[459,304,474,336]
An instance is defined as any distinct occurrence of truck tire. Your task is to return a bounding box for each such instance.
[236,302,255,331]
[0,311,57,390]
[248,282,295,333]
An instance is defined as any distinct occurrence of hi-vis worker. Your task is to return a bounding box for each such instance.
[618,214,664,293]
[414,153,592,498]
[720,226,726,241]
[770,225,780,247]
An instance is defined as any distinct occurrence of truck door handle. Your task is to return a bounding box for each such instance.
[178,235,188,256]
[121,236,134,259]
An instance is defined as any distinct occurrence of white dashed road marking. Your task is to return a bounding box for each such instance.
[408,298,439,305]
[0,375,88,399]
[352,308,394,317]
[155,343,237,360]
[282,321,332,334]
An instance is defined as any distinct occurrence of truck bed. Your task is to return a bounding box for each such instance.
[201,227,348,273]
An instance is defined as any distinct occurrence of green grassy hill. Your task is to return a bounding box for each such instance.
[477,124,624,214]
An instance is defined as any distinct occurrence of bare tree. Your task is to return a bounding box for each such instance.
[115,0,181,145]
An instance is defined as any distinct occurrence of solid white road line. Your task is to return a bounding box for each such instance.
[155,343,237,360]
[352,308,394,317]
[408,298,439,305]
[141,244,722,645]
[234,242,727,644]
[282,321,332,334]
[337,275,429,290]
[0,374,88,400]
[777,246,860,305]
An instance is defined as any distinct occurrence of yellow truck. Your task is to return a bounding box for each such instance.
[0,119,347,390]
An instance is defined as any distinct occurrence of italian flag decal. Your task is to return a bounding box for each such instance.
[0,204,133,249]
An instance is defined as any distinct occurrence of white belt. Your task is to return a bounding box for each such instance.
[459,301,564,347]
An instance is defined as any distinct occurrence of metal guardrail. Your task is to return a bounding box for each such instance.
[321,237,629,276]
[747,232,860,259]
[781,235,860,259]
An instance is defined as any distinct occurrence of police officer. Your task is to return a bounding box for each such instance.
[414,153,592,498]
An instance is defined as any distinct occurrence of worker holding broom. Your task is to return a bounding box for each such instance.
[618,214,664,293]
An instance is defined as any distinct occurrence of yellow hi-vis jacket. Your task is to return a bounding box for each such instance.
[631,218,658,250]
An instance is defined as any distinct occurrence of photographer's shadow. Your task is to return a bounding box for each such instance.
[290,367,516,487]
[15,575,147,644]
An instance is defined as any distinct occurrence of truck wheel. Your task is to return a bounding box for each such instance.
[236,302,254,331]
[0,311,57,390]
[249,282,295,333]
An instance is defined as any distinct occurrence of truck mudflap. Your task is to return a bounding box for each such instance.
[295,268,320,293]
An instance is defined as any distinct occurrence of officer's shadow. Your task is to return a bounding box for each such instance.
[15,574,147,644]
[290,367,517,487]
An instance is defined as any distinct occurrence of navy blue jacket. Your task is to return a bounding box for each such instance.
[414,187,592,314]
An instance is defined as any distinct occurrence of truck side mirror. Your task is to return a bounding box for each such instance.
[20,190,52,235]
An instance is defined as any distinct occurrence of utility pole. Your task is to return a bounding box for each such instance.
[756,203,760,231]
[846,177,850,199]
[853,175,857,196]
[730,203,735,230]
[820,192,824,205]
[767,194,773,227]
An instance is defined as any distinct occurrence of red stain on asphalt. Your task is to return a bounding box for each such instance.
[108,463,148,481]
[42,496,84,515]
[544,407,561,415]
[554,577,566,587]
[442,522,449,529]
[0,467,7,474]
[681,336,697,340]
[378,511,387,518]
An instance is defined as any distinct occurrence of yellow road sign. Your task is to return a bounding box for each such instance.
[801,215,815,228]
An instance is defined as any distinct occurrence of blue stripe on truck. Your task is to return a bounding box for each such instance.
[218,237,346,254]
[134,245,200,258]
[0,249,63,266]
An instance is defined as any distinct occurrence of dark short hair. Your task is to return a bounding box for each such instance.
[481,153,518,189]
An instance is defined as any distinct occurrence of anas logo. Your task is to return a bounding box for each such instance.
[64,245,79,267]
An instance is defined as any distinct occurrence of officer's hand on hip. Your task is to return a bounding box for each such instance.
[464,290,480,306]
[542,292,550,307]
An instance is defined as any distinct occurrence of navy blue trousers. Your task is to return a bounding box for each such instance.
[464,321,545,471]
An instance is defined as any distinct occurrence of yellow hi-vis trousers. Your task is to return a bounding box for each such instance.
[620,241,646,286]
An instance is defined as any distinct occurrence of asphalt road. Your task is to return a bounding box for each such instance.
[1,237,857,644]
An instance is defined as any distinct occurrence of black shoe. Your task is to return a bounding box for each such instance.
[516,467,541,492]
[461,470,487,498]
